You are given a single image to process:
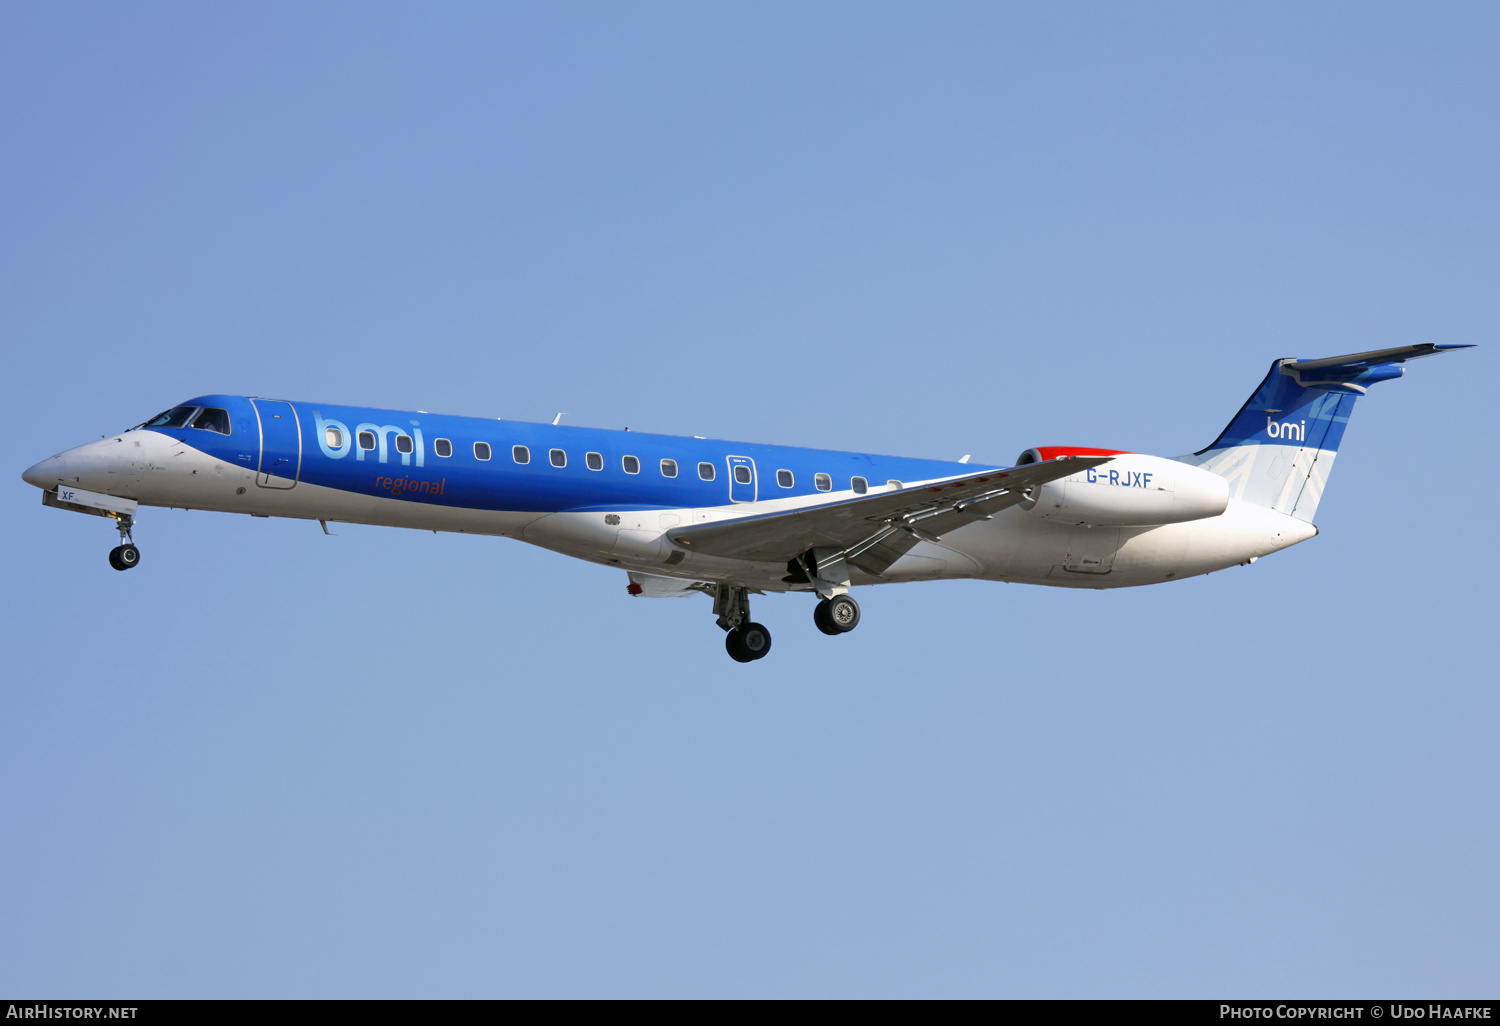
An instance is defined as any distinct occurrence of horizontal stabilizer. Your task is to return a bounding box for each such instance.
[1286,343,1473,373]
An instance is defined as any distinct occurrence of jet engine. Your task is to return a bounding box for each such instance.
[1015,447,1229,527]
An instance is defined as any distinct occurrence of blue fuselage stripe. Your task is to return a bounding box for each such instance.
[166,395,984,513]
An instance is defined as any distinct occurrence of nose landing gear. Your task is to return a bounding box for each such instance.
[108,544,140,570]
[107,515,141,571]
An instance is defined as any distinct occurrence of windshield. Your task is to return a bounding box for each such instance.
[190,407,231,434]
[140,406,199,430]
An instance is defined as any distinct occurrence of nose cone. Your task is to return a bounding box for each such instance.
[24,437,142,494]
[22,455,63,490]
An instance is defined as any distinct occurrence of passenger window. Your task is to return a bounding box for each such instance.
[191,408,231,434]
[851,476,868,494]
[734,465,752,485]
[550,449,567,468]
[887,480,903,489]
[814,473,831,491]
[474,441,492,461]
[325,427,344,450]
[395,435,414,455]
[586,452,603,471]
[777,469,794,488]
[661,459,678,478]
[513,445,529,464]
[622,455,640,474]
[359,431,377,451]
[698,463,715,481]
[434,438,452,458]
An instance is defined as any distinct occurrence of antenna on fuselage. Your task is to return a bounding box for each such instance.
[552,412,566,426]
[958,454,971,464]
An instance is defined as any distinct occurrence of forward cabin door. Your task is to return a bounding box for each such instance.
[727,456,756,503]
[252,399,302,489]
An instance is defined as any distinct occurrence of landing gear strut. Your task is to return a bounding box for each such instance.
[813,594,860,635]
[107,514,140,571]
[714,584,772,662]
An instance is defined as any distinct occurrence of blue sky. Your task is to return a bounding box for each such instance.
[2,2,1495,997]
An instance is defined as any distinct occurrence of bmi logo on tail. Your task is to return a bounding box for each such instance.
[1265,417,1306,441]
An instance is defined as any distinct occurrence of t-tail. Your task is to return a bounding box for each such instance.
[1179,343,1473,522]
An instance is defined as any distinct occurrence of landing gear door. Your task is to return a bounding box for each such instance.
[1062,526,1120,575]
[727,456,756,503]
[252,399,302,489]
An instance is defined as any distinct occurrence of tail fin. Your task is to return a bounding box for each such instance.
[1180,343,1472,522]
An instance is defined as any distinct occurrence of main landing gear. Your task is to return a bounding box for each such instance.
[714,584,773,663]
[785,547,860,640]
[107,514,141,572]
[726,621,772,663]
[813,594,860,636]
[709,584,863,661]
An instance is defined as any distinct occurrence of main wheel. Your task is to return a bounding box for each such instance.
[725,629,753,662]
[825,594,859,633]
[108,546,124,570]
[115,544,140,570]
[726,622,772,662]
[813,600,841,636]
[739,622,771,660]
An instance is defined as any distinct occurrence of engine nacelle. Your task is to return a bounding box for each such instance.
[1015,447,1230,527]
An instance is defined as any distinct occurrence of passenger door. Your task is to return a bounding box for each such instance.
[252,399,302,489]
[726,456,756,503]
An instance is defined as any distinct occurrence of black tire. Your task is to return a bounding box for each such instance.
[738,622,772,660]
[108,546,124,571]
[813,600,842,636]
[826,594,860,633]
[116,544,140,570]
[725,629,755,663]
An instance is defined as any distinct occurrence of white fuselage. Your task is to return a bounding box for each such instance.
[31,429,1317,593]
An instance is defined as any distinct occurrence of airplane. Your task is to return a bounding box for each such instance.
[21,343,1470,662]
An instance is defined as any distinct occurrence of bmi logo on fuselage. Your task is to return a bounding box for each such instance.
[314,411,424,466]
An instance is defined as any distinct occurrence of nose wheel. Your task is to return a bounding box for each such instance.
[107,515,141,571]
[108,544,141,571]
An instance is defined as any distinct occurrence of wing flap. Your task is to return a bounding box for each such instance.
[625,571,715,598]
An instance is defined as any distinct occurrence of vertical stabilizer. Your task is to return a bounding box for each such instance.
[1179,344,1471,522]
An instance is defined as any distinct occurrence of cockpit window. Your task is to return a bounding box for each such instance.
[142,406,199,429]
[190,408,231,434]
